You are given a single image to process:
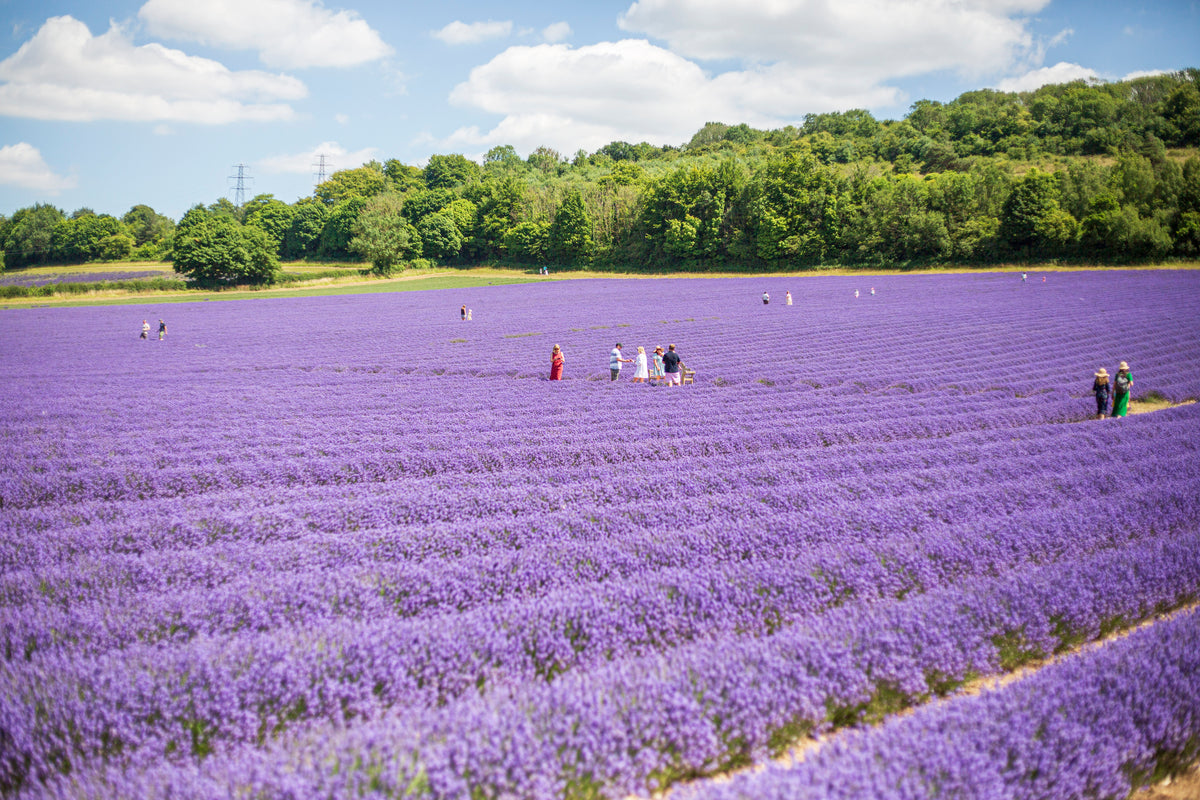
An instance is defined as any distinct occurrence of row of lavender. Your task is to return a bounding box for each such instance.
[2,271,1199,798]
[18,509,1200,798]
[5,433,1196,783]
[678,606,1200,800]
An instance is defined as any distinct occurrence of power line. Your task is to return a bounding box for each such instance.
[228,163,252,207]
[313,154,331,189]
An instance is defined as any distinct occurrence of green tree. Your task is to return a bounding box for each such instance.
[318,197,368,259]
[401,188,456,224]
[417,212,464,259]
[844,175,950,264]
[639,165,730,264]
[999,169,1077,257]
[383,159,425,193]
[547,190,594,266]
[51,213,125,263]
[2,204,65,268]
[173,211,279,285]
[1081,196,1171,260]
[122,205,175,248]
[243,195,296,254]
[96,233,135,261]
[350,194,421,274]
[527,146,565,175]
[315,164,387,205]
[502,221,549,263]
[423,154,481,189]
[281,200,329,260]
[443,198,478,241]
[467,178,526,259]
[746,151,842,264]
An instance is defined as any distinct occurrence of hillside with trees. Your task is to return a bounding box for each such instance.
[2,69,1199,283]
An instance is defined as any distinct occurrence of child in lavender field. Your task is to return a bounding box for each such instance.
[1092,368,1110,419]
[652,346,665,383]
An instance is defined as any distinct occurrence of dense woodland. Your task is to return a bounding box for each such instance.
[3,69,1199,282]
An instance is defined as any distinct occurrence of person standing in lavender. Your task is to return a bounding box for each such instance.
[158,319,167,340]
[652,346,665,383]
[609,343,631,381]
[662,343,681,387]
[762,290,770,305]
[550,344,564,381]
[1111,361,1133,417]
[140,319,150,339]
[1092,368,1110,419]
[632,346,649,383]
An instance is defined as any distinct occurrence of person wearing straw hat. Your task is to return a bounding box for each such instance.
[1111,361,1133,417]
[651,346,665,383]
[1092,368,1111,419]
[550,344,564,381]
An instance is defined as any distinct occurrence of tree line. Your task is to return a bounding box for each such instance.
[2,69,1198,283]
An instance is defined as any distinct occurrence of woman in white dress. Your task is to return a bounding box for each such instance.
[632,346,649,383]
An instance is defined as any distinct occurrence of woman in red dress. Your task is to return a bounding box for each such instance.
[550,344,564,380]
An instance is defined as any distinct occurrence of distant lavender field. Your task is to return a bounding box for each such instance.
[0,269,167,288]
[2,271,1199,799]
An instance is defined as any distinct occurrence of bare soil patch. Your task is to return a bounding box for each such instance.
[1129,398,1196,415]
[1134,763,1200,800]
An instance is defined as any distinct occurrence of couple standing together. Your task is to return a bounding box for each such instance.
[1092,361,1133,418]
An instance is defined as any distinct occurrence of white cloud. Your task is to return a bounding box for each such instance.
[617,0,1051,77]
[138,0,391,69]
[542,22,572,43]
[995,61,1098,92]
[0,142,76,192]
[1122,69,1170,81]
[256,140,378,175]
[432,20,513,46]
[0,16,304,123]
[445,40,899,155]
[1048,28,1073,48]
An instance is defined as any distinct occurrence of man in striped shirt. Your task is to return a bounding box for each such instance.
[610,343,631,381]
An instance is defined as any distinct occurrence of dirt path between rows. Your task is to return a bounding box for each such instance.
[652,600,1200,799]
[1128,398,1196,415]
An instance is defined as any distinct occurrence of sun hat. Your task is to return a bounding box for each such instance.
[1118,361,1128,370]
[1095,368,1108,377]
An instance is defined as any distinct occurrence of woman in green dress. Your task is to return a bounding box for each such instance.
[1111,361,1133,417]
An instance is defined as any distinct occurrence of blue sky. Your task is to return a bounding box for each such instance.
[0,0,1196,221]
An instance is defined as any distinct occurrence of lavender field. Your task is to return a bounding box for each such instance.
[2,270,1199,799]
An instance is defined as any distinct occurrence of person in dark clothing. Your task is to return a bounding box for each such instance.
[1092,368,1110,419]
[662,343,681,387]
